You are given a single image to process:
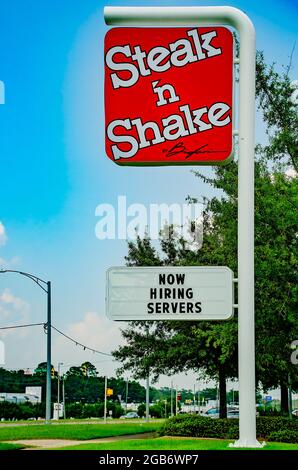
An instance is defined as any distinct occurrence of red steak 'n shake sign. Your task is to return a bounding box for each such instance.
[104,27,233,165]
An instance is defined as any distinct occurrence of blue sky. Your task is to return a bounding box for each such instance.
[0,0,297,388]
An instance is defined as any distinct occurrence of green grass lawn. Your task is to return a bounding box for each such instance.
[56,437,298,451]
[0,422,162,441]
[0,443,25,451]
[0,418,161,425]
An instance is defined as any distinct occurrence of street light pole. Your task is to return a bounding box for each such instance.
[145,374,150,423]
[46,281,51,423]
[170,380,173,417]
[104,376,107,424]
[0,270,52,423]
[125,379,128,414]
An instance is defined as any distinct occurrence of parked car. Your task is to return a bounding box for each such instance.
[203,407,220,418]
[292,409,298,417]
[226,409,239,419]
[228,402,239,409]
[203,407,258,419]
[120,412,139,419]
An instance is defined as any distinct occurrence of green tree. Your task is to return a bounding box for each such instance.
[66,366,83,378]
[80,362,98,377]
[255,51,298,171]
[34,362,54,376]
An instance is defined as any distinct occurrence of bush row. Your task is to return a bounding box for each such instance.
[160,414,298,442]
[0,401,45,420]
[66,401,124,419]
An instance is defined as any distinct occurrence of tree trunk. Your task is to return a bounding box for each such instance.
[219,365,227,419]
[280,382,289,415]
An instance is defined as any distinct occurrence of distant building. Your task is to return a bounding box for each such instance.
[0,387,42,404]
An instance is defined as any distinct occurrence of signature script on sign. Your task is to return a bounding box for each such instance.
[163,142,227,159]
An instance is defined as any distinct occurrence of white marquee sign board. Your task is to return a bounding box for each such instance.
[106,266,234,321]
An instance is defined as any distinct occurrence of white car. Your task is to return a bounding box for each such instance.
[203,407,239,419]
[203,407,259,419]
[120,412,139,419]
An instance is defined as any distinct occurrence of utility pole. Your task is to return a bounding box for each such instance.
[146,374,149,422]
[57,367,60,418]
[170,380,173,417]
[62,376,66,419]
[57,362,63,419]
[104,376,107,424]
[288,374,293,419]
[175,388,178,416]
[145,325,150,422]
[126,379,128,413]
[193,384,196,414]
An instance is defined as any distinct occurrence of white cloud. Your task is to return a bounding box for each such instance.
[0,256,21,269]
[69,312,122,352]
[0,222,7,246]
[0,288,30,337]
[52,312,123,375]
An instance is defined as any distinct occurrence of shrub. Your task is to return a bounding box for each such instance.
[0,401,45,420]
[268,430,298,443]
[160,414,238,439]
[256,416,298,438]
[149,404,164,418]
[138,403,146,418]
[160,414,298,442]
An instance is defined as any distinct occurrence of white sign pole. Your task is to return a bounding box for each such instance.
[104,6,260,447]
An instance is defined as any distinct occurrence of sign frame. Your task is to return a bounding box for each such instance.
[104,6,259,448]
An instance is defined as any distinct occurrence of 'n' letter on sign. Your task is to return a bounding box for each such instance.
[104,27,233,166]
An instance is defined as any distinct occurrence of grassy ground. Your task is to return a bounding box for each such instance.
[0,422,162,441]
[56,437,298,451]
[0,418,161,426]
[0,442,25,450]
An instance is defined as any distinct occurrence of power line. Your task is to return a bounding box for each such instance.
[0,321,113,357]
[0,322,45,330]
[51,325,113,357]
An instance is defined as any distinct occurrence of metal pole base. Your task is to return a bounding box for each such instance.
[229,439,265,448]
